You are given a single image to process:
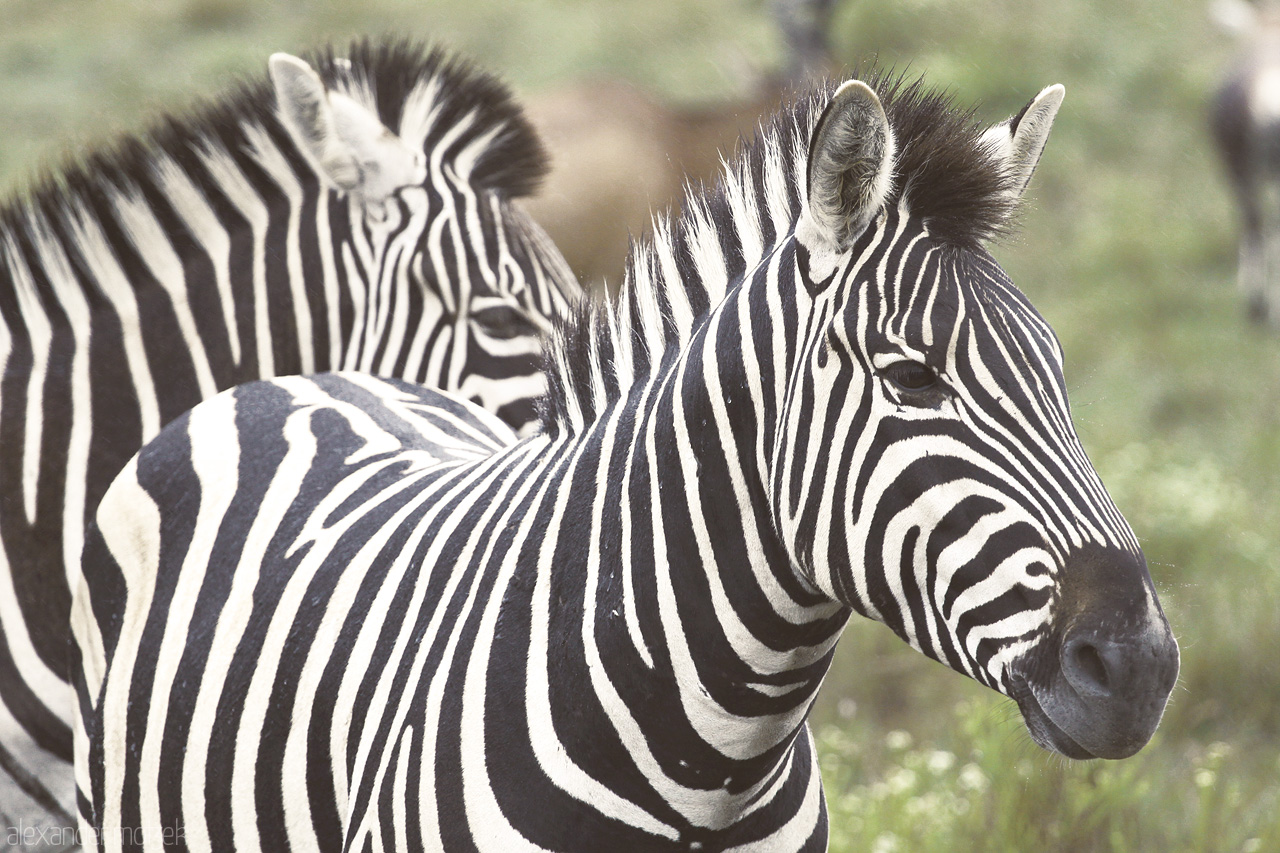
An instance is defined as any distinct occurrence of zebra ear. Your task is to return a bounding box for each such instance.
[796,80,895,287]
[981,84,1065,200]
[269,53,427,208]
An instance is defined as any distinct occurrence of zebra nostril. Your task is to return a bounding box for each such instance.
[1062,635,1114,697]
[1077,644,1108,689]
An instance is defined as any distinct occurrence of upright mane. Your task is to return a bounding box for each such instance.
[539,71,1021,436]
[0,38,548,304]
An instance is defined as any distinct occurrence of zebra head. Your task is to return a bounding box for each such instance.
[269,46,579,432]
[783,78,1179,759]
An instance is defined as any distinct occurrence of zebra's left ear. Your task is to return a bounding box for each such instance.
[796,80,896,291]
[269,53,427,211]
[981,84,1065,200]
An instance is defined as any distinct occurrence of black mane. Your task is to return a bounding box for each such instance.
[874,72,1017,249]
[540,70,1019,435]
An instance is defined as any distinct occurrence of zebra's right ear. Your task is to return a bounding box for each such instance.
[795,80,895,289]
[269,53,426,209]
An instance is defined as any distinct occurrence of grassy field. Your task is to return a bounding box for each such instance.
[3,1,1278,850]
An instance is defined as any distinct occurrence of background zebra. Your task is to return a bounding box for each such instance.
[1211,0,1280,328]
[0,39,578,843]
[73,72,1179,850]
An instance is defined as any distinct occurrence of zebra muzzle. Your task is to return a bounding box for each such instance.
[1008,545,1180,760]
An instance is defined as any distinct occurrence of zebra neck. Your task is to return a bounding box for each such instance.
[528,344,847,824]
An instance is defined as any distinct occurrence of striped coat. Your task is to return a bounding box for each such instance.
[0,39,578,838]
[73,73,1178,851]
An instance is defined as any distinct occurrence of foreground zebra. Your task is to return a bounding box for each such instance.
[74,73,1180,850]
[0,40,577,840]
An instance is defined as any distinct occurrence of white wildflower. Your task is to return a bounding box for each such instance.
[885,730,913,751]
[871,832,900,853]
[926,750,956,774]
[958,763,988,792]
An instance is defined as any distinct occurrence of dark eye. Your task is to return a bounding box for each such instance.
[471,304,537,340]
[882,360,938,392]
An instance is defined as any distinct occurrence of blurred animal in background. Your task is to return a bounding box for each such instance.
[0,39,577,847]
[522,0,838,291]
[1211,0,1280,328]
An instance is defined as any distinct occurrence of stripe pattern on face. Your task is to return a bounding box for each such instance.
[777,209,1144,693]
[0,39,578,839]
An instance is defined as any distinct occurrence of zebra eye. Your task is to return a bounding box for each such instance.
[882,360,938,392]
[471,304,536,340]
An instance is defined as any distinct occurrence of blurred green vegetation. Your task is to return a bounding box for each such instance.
[819,704,1280,852]
[2,0,1277,849]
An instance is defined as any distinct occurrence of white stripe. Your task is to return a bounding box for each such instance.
[3,231,51,524]
[63,204,162,440]
[316,190,344,369]
[113,187,220,400]
[198,141,273,376]
[245,123,315,374]
[91,458,164,853]
[514,434,680,841]
[151,154,241,365]
[140,394,241,853]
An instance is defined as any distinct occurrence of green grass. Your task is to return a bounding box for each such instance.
[3,1,1277,849]
[818,701,1280,853]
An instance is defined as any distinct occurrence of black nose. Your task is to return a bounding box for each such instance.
[1054,616,1179,757]
[1013,545,1180,760]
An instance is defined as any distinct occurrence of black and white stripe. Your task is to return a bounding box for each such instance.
[0,39,578,840]
[73,73,1178,851]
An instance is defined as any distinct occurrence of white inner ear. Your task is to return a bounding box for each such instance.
[269,53,427,209]
[327,91,427,204]
[979,120,1015,165]
[795,79,896,287]
[807,80,895,245]
[982,84,1064,200]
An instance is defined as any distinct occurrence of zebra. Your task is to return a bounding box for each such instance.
[72,72,1181,851]
[0,39,578,844]
[1211,0,1280,327]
